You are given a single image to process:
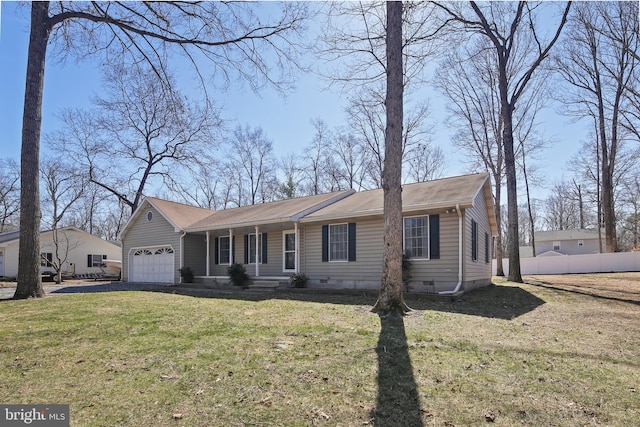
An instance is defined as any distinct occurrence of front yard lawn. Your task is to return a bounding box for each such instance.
[0,276,638,426]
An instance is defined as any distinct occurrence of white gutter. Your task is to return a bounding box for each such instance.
[440,203,464,295]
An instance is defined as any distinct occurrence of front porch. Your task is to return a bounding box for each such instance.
[192,275,292,290]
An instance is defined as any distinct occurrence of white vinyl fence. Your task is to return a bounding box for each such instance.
[493,251,640,276]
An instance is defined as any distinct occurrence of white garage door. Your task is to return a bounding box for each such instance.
[130,247,175,283]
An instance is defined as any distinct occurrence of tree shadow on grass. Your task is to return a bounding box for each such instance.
[156,283,545,320]
[371,314,424,426]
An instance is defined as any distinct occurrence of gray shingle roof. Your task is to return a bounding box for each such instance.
[137,173,495,234]
[301,173,491,222]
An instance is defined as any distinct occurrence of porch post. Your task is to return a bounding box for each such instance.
[294,223,299,274]
[206,231,210,276]
[229,228,233,266]
[255,225,260,277]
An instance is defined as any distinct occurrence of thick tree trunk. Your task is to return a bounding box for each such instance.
[14,2,51,299]
[502,99,522,282]
[372,1,408,316]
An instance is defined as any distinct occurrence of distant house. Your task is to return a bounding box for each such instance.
[0,226,121,279]
[534,229,606,256]
[120,173,497,295]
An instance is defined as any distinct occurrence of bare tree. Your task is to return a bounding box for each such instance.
[226,124,277,206]
[40,157,86,283]
[436,42,508,269]
[436,1,571,282]
[619,177,640,251]
[301,118,332,195]
[330,128,372,191]
[553,1,639,253]
[0,158,20,232]
[404,143,445,183]
[346,89,386,188]
[16,1,309,298]
[347,86,437,188]
[53,65,220,214]
[543,181,584,231]
[277,154,304,200]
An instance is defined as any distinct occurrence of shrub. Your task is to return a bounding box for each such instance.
[227,263,249,287]
[179,266,194,283]
[289,273,308,288]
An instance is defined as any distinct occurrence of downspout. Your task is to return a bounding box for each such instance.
[180,231,187,283]
[440,204,464,295]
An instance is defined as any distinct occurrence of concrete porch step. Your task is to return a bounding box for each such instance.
[249,280,282,290]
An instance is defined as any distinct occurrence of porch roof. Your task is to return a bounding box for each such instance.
[185,190,354,232]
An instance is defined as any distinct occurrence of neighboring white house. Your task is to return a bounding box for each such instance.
[0,226,121,279]
[120,173,497,295]
[533,229,606,256]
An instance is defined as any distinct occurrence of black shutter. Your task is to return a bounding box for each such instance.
[471,220,478,261]
[244,235,249,264]
[348,223,356,262]
[87,254,92,268]
[214,237,219,265]
[485,232,490,264]
[232,236,236,264]
[261,233,268,264]
[321,225,329,262]
[429,215,440,259]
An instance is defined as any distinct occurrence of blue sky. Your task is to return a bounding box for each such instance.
[0,2,589,202]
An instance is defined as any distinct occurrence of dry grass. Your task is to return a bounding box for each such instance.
[524,272,640,303]
[0,274,638,426]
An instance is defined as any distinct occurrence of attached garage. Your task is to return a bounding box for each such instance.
[129,246,175,283]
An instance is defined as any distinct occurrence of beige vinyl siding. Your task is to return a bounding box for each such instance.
[122,202,182,283]
[183,234,206,276]
[463,190,492,287]
[408,212,460,292]
[303,217,384,284]
[302,214,460,290]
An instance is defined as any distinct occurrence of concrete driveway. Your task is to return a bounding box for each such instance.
[0,281,166,299]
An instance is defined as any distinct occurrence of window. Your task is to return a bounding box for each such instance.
[401,215,440,260]
[553,241,561,251]
[244,233,267,264]
[147,211,153,222]
[322,223,356,262]
[329,224,348,261]
[471,219,478,262]
[404,216,428,259]
[218,236,230,264]
[88,254,107,267]
[41,253,53,267]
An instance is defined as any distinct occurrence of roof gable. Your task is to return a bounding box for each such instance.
[120,197,215,237]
